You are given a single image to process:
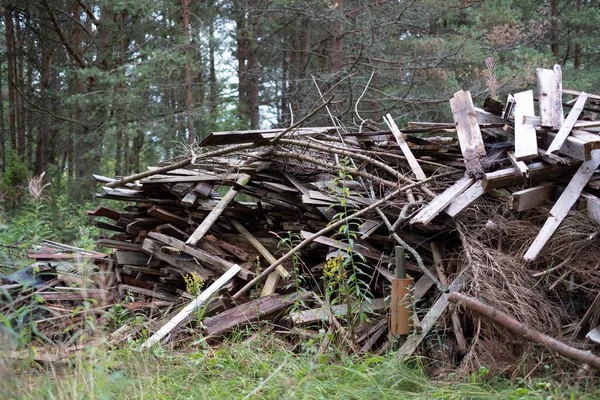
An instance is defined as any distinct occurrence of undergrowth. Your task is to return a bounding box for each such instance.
[1,331,597,399]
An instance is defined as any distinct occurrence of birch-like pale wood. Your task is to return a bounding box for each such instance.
[513,90,538,160]
[546,94,588,154]
[141,264,241,349]
[449,90,486,177]
[186,173,251,246]
[507,151,529,177]
[524,150,600,261]
[536,68,556,127]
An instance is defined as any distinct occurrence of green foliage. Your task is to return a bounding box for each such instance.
[0,150,31,206]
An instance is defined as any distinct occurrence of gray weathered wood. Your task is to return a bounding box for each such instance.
[511,185,555,212]
[444,180,485,217]
[289,298,387,326]
[397,275,466,359]
[410,175,474,225]
[524,150,600,261]
[186,173,251,246]
[384,114,427,181]
[141,264,241,349]
[450,90,486,177]
[546,94,588,154]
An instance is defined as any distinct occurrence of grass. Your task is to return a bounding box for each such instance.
[1,331,597,400]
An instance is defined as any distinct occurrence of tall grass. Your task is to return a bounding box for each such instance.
[1,331,596,399]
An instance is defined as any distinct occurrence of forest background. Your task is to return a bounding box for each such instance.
[0,0,599,203]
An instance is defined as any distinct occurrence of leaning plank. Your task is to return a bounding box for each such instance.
[384,114,427,180]
[511,185,555,212]
[444,180,484,217]
[450,90,486,178]
[229,218,289,297]
[513,90,538,160]
[449,292,600,370]
[147,232,253,280]
[410,175,474,225]
[141,264,241,349]
[397,275,466,359]
[524,150,600,261]
[546,94,588,154]
[204,292,310,336]
[186,173,252,246]
[536,67,564,129]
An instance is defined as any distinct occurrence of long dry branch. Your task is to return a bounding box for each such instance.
[449,292,600,370]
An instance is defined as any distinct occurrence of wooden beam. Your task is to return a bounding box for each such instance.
[513,90,538,160]
[410,175,474,225]
[397,275,466,359]
[507,151,529,177]
[141,264,241,349]
[289,298,387,326]
[444,180,485,217]
[536,66,564,129]
[511,185,556,212]
[482,162,581,190]
[141,238,213,280]
[450,90,486,177]
[229,218,288,297]
[582,193,600,225]
[384,114,426,180]
[186,173,251,246]
[524,150,600,261]
[546,94,588,154]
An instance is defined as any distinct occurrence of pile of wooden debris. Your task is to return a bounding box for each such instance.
[5,65,600,374]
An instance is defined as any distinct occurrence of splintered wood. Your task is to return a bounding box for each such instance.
[18,62,599,363]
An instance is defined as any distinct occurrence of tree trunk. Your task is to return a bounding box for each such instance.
[574,0,581,70]
[551,0,560,61]
[15,11,26,160]
[5,9,17,153]
[0,63,5,172]
[209,13,218,117]
[26,8,34,168]
[183,0,195,145]
[36,10,52,176]
[329,0,343,75]
[235,1,249,127]
[69,1,83,186]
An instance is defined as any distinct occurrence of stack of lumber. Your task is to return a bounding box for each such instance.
[83,64,600,369]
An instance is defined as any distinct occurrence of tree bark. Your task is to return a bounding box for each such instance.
[551,0,560,61]
[183,0,195,145]
[448,292,600,370]
[209,10,218,117]
[235,0,249,127]
[329,0,343,74]
[5,9,17,153]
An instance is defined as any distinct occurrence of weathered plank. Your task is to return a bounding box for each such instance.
[148,232,253,280]
[141,238,213,280]
[524,150,600,261]
[444,180,485,217]
[141,264,241,349]
[513,90,538,160]
[546,94,588,154]
[397,275,466,359]
[289,298,387,326]
[582,193,600,225]
[540,129,600,161]
[482,162,581,190]
[410,175,475,225]
[384,114,427,181]
[186,173,252,246]
[511,185,555,212]
[450,90,486,177]
[507,151,529,177]
[536,67,564,129]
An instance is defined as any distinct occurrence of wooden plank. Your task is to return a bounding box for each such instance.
[524,150,600,261]
[147,205,190,229]
[536,68,563,128]
[507,151,529,177]
[444,180,485,217]
[141,264,241,349]
[546,94,588,154]
[482,162,581,190]
[186,174,252,246]
[513,90,538,160]
[539,129,600,161]
[384,114,427,180]
[583,193,600,225]
[114,250,150,266]
[289,298,387,326]
[120,284,178,302]
[148,232,253,280]
[410,175,474,225]
[450,90,486,177]
[397,275,466,359]
[229,219,289,297]
[204,293,310,336]
[300,231,386,262]
[140,173,239,184]
[141,238,213,280]
[511,185,555,212]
